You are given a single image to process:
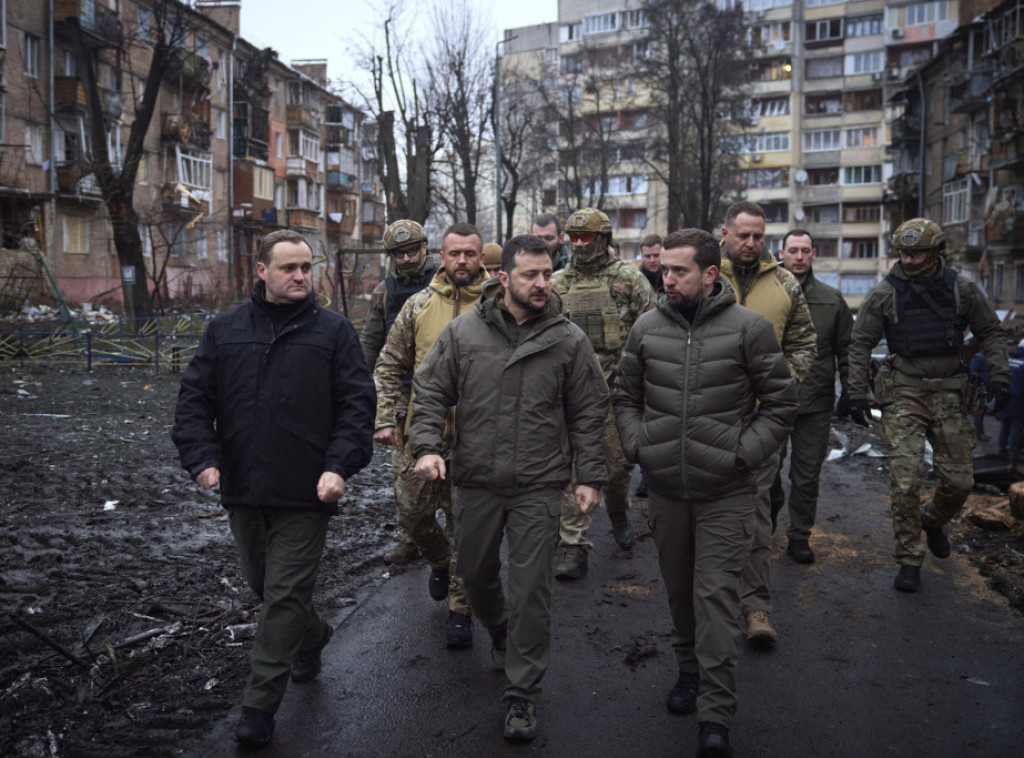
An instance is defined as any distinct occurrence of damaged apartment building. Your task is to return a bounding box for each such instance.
[0,0,378,312]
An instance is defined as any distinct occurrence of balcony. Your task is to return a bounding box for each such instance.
[54,0,123,47]
[167,47,212,90]
[991,133,1024,170]
[54,77,87,110]
[232,103,270,161]
[326,171,357,192]
[162,182,210,214]
[326,125,353,147]
[56,162,103,199]
[162,112,212,150]
[288,208,320,230]
[99,87,123,119]
[890,114,921,144]
[286,104,317,130]
[286,156,318,179]
[949,70,994,114]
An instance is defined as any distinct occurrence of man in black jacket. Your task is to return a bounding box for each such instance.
[172,229,376,747]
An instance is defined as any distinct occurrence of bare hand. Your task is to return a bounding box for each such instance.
[373,426,400,446]
[196,467,220,489]
[414,455,446,482]
[576,485,601,514]
[317,471,346,503]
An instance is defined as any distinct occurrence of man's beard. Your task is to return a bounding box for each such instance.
[449,268,476,286]
[509,286,547,314]
[668,291,703,312]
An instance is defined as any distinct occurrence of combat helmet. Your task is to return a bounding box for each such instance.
[891,218,945,254]
[383,219,427,252]
[565,208,613,237]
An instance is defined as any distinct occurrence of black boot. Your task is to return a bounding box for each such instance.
[697,721,732,758]
[922,517,950,558]
[894,565,921,592]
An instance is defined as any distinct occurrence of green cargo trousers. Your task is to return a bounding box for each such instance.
[229,506,331,714]
[739,454,780,616]
[769,409,834,540]
[648,491,756,727]
[454,485,561,704]
[558,406,631,548]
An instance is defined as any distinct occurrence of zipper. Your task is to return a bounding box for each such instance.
[682,328,692,499]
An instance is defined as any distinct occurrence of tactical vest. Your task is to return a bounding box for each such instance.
[560,266,627,353]
[383,270,431,335]
[883,267,963,357]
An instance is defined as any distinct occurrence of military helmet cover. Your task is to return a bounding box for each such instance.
[383,220,427,251]
[482,242,503,267]
[565,208,612,237]
[892,218,945,252]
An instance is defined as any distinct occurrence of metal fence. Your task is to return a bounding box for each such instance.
[0,314,212,371]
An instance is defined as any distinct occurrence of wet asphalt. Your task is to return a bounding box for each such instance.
[193,438,1024,758]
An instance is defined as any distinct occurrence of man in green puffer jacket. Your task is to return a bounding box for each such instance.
[614,228,797,758]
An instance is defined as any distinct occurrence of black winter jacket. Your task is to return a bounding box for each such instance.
[172,282,376,513]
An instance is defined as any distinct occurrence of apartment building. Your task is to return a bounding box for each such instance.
[500,0,965,304]
[0,0,374,312]
[887,0,1024,306]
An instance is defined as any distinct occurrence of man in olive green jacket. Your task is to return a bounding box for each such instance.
[410,235,607,742]
[772,230,854,564]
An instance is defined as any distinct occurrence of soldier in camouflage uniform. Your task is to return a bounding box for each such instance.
[374,222,487,647]
[551,208,655,579]
[359,220,440,566]
[848,218,1010,593]
[719,201,816,646]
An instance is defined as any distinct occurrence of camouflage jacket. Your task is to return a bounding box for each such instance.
[719,254,817,382]
[848,260,1010,400]
[359,254,441,369]
[551,253,655,383]
[374,268,485,431]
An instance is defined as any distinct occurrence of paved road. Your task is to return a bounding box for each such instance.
[193,445,1024,757]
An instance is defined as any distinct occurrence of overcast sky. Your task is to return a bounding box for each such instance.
[236,0,558,82]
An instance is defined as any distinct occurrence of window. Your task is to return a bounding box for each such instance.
[1014,262,1024,303]
[216,49,227,88]
[626,10,648,29]
[804,129,841,151]
[196,229,208,260]
[752,22,791,46]
[174,147,213,191]
[137,6,151,40]
[906,1,949,26]
[847,51,884,75]
[748,131,790,152]
[544,47,557,64]
[141,225,152,258]
[617,208,647,227]
[24,124,44,165]
[846,127,879,148]
[742,168,789,188]
[559,22,582,42]
[840,274,877,294]
[807,57,843,79]
[63,216,89,254]
[62,49,76,76]
[805,93,843,115]
[747,0,793,9]
[751,97,789,118]
[809,205,839,223]
[603,175,648,196]
[762,203,788,223]
[560,54,582,74]
[808,167,839,185]
[749,59,792,82]
[843,238,878,258]
[196,37,207,58]
[217,111,227,140]
[942,178,969,224]
[217,229,228,262]
[843,204,880,222]
[583,12,618,35]
[169,224,187,258]
[289,129,319,162]
[254,165,274,200]
[846,89,882,111]
[843,165,882,184]
[846,15,882,37]
[806,18,842,43]
[24,33,40,78]
[276,132,282,158]
[806,0,843,6]
[632,42,650,61]
[815,239,838,258]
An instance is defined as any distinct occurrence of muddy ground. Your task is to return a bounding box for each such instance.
[1,365,1022,757]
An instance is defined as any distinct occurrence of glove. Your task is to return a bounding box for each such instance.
[849,398,872,428]
[835,392,851,419]
[988,381,1011,414]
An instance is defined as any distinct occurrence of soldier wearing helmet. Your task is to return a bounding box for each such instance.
[550,208,655,579]
[360,219,440,566]
[848,217,1010,593]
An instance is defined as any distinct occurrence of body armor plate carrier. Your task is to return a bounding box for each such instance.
[560,269,626,353]
[883,267,963,357]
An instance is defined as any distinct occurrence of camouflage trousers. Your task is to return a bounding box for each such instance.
[391,445,469,615]
[558,406,631,548]
[879,386,975,566]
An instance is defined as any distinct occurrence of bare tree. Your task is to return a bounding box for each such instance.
[63,0,194,320]
[639,0,751,231]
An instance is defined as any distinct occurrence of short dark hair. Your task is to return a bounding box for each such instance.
[663,228,721,272]
[724,201,765,227]
[442,222,482,249]
[259,229,310,264]
[531,213,562,234]
[640,234,663,248]
[502,235,550,272]
[782,229,815,250]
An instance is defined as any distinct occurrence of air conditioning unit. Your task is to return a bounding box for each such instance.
[871,72,883,82]
[892,28,904,40]
[751,153,763,163]
[888,66,902,80]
